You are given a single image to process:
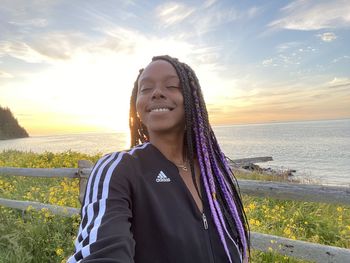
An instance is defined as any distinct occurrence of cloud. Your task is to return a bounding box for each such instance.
[8,18,48,27]
[332,55,350,63]
[0,20,225,74]
[0,41,46,63]
[0,70,13,78]
[154,2,258,35]
[317,32,337,42]
[96,26,200,59]
[246,6,260,19]
[261,53,301,68]
[261,43,317,68]
[187,7,243,36]
[268,0,350,30]
[156,2,195,28]
[203,0,217,8]
[262,58,276,67]
[327,77,350,88]
[31,31,88,60]
[0,31,88,63]
[206,75,350,125]
[276,42,301,52]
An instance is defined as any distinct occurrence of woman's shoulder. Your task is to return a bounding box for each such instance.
[94,142,153,171]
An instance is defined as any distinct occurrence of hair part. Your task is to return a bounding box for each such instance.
[129,55,250,262]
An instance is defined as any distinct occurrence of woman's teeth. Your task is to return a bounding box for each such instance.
[151,108,170,112]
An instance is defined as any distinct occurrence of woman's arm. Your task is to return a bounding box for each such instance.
[68,152,135,263]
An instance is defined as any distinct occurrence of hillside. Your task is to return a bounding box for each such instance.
[0,106,29,140]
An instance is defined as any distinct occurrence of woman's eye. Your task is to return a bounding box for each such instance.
[140,87,152,92]
[167,86,179,89]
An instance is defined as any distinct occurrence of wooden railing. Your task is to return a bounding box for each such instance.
[1,160,350,262]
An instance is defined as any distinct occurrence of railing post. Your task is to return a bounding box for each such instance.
[78,160,93,205]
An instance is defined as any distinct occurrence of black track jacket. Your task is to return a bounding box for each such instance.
[69,143,242,263]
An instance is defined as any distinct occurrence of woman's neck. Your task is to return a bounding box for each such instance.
[149,132,186,164]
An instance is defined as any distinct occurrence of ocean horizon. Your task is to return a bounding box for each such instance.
[1,118,349,186]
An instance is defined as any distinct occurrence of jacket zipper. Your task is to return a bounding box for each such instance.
[202,213,208,229]
[202,212,215,263]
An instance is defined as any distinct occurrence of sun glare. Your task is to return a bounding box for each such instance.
[8,36,236,135]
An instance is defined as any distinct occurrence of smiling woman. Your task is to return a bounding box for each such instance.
[69,55,250,263]
[136,60,185,135]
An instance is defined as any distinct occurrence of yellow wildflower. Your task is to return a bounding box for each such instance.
[248,203,256,210]
[283,227,291,236]
[56,248,64,256]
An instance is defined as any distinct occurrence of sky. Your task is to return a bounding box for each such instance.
[0,0,349,135]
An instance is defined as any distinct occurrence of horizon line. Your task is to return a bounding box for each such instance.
[25,117,350,137]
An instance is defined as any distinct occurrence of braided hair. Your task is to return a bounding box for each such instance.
[129,55,250,262]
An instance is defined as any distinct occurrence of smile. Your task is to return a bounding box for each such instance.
[151,108,170,112]
[148,106,174,112]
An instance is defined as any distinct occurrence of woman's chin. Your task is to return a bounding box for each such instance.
[147,123,185,135]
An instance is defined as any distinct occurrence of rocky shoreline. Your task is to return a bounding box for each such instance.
[227,156,297,178]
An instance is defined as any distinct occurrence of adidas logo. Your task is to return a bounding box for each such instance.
[156,171,171,183]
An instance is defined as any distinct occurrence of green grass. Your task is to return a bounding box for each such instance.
[0,150,349,262]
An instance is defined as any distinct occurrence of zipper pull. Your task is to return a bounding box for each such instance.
[202,213,208,230]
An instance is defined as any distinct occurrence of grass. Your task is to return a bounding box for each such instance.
[0,150,349,262]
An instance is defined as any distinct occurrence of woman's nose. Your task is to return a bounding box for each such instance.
[151,86,166,99]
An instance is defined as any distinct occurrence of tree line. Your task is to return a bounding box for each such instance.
[0,105,29,140]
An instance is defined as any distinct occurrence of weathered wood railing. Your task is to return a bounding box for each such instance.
[1,159,350,262]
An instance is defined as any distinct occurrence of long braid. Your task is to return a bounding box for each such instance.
[184,60,249,260]
[192,95,235,262]
[192,82,247,261]
[190,68,249,260]
[129,69,149,146]
[210,127,251,246]
[128,55,250,262]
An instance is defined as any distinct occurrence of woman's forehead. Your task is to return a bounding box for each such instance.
[139,60,179,83]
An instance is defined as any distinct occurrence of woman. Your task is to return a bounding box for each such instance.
[69,55,250,263]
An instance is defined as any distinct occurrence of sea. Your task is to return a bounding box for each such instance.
[1,119,349,186]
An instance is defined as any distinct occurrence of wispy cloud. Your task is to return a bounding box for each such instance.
[156,2,195,28]
[332,55,350,63]
[327,77,350,88]
[261,53,301,68]
[0,31,88,63]
[186,6,261,38]
[262,58,276,67]
[262,43,317,69]
[317,32,337,42]
[96,26,202,60]
[0,1,58,27]
[276,42,301,53]
[31,31,87,60]
[269,0,350,31]
[203,0,217,8]
[154,2,259,36]
[0,70,13,78]
[246,6,260,19]
[0,41,46,63]
[8,18,48,27]
[208,76,350,124]
[193,8,239,33]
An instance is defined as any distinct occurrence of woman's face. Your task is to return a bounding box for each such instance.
[136,60,185,136]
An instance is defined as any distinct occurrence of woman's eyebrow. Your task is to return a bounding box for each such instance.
[139,77,153,85]
[164,75,179,81]
[139,75,179,84]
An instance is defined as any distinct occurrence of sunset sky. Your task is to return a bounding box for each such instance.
[0,0,349,135]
